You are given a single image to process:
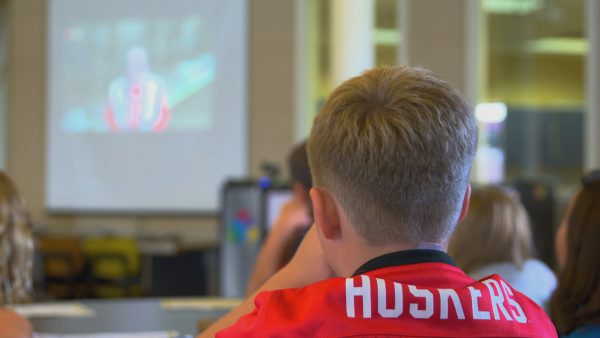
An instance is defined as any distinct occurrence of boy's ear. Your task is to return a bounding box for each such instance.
[309,187,341,240]
[457,184,471,224]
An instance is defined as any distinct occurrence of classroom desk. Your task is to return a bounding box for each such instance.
[29,297,238,337]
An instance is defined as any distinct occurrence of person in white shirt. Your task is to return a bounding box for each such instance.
[448,185,556,307]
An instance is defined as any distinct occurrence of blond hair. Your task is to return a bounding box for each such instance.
[448,186,533,273]
[307,67,477,244]
[0,172,33,304]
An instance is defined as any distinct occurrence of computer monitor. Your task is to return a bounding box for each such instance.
[219,180,263,297]
[262,187,293,231]
[218,182,294,297]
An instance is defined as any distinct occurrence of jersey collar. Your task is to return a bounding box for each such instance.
[352,249,456,276]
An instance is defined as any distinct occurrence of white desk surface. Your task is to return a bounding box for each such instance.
[27,297,240,337]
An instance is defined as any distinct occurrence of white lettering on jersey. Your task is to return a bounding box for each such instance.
[438,288,466,320]
[376,278,403,318]
[344,275,530,324]
[346,275,372,318]
[500,280,528,323]
[469,286,491,320]
[483,279,513,321]
[408,285,434,319]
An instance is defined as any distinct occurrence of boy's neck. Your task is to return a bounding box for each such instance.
[338,236,439,277]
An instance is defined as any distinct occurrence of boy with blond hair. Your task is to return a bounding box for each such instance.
[200,67,556,337]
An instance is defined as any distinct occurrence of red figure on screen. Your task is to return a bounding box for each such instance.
[104,46,171,132]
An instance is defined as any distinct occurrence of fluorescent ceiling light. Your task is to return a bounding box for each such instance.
[525,37,588,55]
[373,29,401,46]
[475,102,507,124]
[483,0,544,15]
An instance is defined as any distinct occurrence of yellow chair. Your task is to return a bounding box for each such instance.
[83,237,142,298]
[38,236,89,298]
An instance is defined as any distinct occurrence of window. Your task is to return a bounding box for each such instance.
[475,0,585,186]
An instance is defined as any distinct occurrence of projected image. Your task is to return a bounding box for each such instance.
[104,47,171,132]
[48,0,247,212]
[60,17,216,133]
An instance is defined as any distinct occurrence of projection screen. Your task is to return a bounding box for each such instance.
[46,0,247,212]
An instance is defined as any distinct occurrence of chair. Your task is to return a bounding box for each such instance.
[83,237,143,298]
[38,236,89,298]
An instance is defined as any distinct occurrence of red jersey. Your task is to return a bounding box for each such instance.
[218,250,557,337]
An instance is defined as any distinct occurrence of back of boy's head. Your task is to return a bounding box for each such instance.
[307,66,477,245]
[288,141,312,191]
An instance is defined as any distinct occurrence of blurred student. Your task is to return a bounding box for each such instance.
[0,172,34,338]
[246,142,312,294]
[448,186,556,307]
[550,171,600,337]
[199,66,556,337]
